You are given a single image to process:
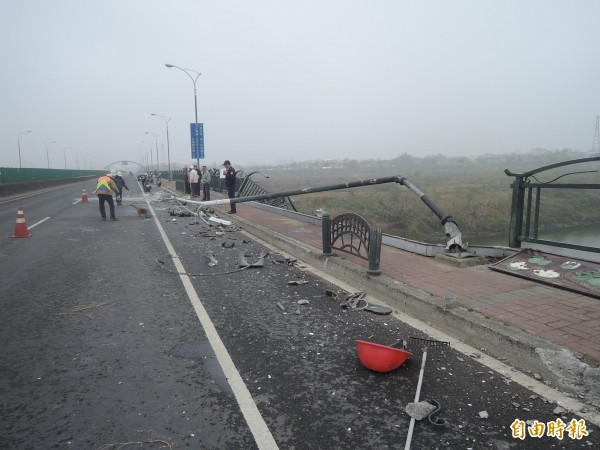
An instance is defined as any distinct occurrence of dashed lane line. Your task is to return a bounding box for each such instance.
[143,192,279,450]
[28,217,51,230]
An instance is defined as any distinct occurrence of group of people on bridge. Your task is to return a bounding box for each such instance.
[184,160,237,214]
[93,160,238,220]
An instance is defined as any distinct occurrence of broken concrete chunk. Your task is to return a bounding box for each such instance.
[478,410,489,419]
[553,406,566,415]
[405,401,436,420]
[364,304,392,315]
[209,217,232,226]
[297,299,310,305]
[204,250,218,267]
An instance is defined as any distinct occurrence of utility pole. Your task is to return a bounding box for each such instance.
[592,115,600,155]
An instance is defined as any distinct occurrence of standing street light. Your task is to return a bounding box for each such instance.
[165,63,202,166]
[151,113,172,178]
[76,152,87,170]
[45,141,57,169]
[142,140,154,171]
[17,130,32,169]
[145,131,159,172]
[138,149,148,171]
[63,147,72,169]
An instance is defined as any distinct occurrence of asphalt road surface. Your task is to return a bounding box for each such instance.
[0,178,598,449]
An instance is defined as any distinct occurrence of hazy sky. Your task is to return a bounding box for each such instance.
[2,0,600,170]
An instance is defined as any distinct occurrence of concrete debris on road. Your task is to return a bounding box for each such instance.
[405,401,436,420]
[553,406,567,415]
[271,254,298,266]
[205,250,218,267]
[168,207,192,217]
[363,304,393,315]
[340,291,368,311]
[478,410,489,419]
[209,216,232,226]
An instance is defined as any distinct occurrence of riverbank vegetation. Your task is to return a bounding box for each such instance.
[247,149,600,242]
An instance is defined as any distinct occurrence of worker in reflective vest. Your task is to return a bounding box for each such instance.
[95,174,120,221]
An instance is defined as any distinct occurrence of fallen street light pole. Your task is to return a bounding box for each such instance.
[173,175,466,252]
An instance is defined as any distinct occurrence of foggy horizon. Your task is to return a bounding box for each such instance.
[2,0,600,170]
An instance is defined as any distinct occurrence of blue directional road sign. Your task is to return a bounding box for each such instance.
[190,123,204,159]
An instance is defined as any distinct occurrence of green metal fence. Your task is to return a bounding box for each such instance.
[0,167,106,185]
[506,156,600,254]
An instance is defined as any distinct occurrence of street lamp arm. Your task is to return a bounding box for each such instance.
[165,63,201,86]
[151,113,171,123]
[17,130,32,170]
[247,171,270,179]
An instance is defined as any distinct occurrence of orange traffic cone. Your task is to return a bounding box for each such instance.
[82,189,88,202]
[12,206,31,238]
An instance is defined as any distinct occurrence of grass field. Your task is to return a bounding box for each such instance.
[246,150,600,242]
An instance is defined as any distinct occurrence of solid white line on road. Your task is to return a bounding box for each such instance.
[242,229,600,429]
[144,195,279,449]
[28,217,51,230]
[72,199,81,205]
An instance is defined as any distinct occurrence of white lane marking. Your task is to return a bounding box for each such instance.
[28,217,51,230]
[72,199,81,205]
[144,197,279,449]
[242,230,600,428]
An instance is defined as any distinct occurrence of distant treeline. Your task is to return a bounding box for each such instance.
[247,148,600,242]
[254,148,596,171]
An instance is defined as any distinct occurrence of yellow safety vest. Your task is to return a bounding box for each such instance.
[96,176,113,192]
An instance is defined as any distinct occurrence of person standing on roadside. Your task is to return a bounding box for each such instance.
[200,165,211,201]
[223,160,237,214]
[183,166,191,194]
[113,171,129,205]
[193,164,201,198]
[188,165,199,198]
[94,173,120,221]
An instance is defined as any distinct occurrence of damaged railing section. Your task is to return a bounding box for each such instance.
[505,156,600,254]
[176,175,466,253]
[322,212,382,275]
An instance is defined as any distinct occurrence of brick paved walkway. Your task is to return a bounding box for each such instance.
[217,200,600,363]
